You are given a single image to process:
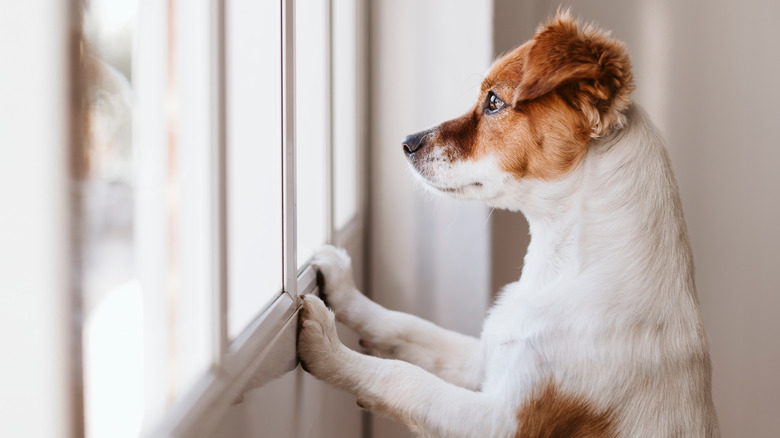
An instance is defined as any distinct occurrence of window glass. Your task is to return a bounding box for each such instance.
[296,0,328,266]
[80,1,142,436]
[77,0,364,435]
[226,0,284,338]
[173,0,219,397]
[332,0,359,229]
[82,0,220,431]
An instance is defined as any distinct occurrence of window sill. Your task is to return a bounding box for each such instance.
[150,263,321,437]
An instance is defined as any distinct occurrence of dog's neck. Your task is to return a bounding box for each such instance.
[503,105,696,296]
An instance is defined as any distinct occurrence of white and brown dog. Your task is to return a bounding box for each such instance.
[298,12,719,438]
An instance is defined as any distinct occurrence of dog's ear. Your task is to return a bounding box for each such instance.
[514,11,634,137]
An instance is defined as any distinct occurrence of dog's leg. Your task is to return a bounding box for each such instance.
[298,295,512,438]
[311,245,484,389]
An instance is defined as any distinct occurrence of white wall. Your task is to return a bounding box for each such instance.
[0,1,77,437]
[494,1,780,436]
[368,1,494,437]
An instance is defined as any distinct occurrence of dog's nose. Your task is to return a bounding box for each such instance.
[402,131,428,157]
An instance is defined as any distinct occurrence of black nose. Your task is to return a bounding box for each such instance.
[402,131,429,157]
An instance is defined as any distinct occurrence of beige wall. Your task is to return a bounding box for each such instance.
[493,1,780,436]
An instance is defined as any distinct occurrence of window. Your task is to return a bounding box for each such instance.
[332,0,360,229]
[296,0,329,266]
[225,0,284,339]
[76,0,365,436]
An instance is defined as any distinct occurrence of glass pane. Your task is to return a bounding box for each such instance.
[296,0,328,267]
[332,0,359,229]
[79,1,142,436]
[81,0,218,431]
[226,0,283,338]
[173,0,218,399]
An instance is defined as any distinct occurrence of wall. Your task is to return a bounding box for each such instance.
[368,1,494,437]
[493,1,780,436]
[0,2,77,437]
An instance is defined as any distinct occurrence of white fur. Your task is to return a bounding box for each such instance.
[297,104,720,437]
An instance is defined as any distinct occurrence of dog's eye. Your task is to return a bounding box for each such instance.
[486,91,505,114]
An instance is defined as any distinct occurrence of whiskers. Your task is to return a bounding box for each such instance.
[405,164,446,203]
[482,207,495,230]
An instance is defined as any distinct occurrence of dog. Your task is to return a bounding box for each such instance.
[297,11,720,438]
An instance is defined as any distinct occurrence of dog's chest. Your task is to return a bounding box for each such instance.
[480,291,555,390]
[482,281,562,345]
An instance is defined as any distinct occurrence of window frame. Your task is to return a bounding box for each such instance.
[142,0,368,435]
[3,0,369,435]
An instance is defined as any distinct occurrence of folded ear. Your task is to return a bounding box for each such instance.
[514,11,634,137]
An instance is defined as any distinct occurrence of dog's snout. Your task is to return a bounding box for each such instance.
[402,131,429,157]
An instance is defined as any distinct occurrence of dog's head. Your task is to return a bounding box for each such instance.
[403,12,634,208]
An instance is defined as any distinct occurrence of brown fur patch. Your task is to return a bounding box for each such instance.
[515,381,616,438]
[406,12,633,182]
[414,82,593,181]
[477,91,592,180]
[413,12,633,182]
[429,111,479,160]
[511,11,634,137]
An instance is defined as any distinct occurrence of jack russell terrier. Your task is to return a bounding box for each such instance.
[297,11,720,438]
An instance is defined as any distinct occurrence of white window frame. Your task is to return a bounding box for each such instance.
[1,0,367,437]
[137,0,368,436]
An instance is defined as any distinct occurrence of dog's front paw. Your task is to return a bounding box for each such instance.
[311,245,358,312]
[297,295,346,379]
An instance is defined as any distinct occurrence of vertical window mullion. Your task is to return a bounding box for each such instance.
[282,0,297,298]
[212,0,229,366]
[325,0,335,245]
